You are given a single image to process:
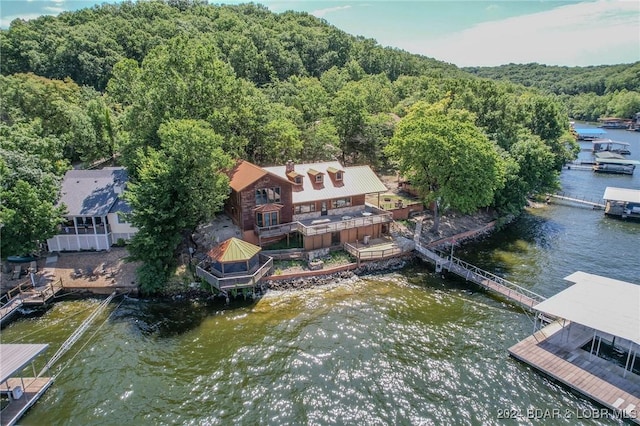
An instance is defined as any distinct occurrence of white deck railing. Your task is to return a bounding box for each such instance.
[298,213,392,236]
[254,206,393,238]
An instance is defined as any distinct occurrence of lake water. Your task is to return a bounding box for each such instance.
[3,126,639,425]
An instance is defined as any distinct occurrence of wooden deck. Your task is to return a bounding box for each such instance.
[0,280,64,327]
[509,321,640,423]
[0,377,53,426]
[344,236,415,264]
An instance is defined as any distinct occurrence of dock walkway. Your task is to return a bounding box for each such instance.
[413,219,546,311]
[547,193,605,209]
[509,321,640,423]
[0,377,54,426]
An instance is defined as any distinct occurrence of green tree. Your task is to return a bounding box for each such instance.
[125,119,232,293]
[300,120,340,162]
[1,178,66,257]
[121,35,249,163]
[385,100,506,232]
[493,134,560,215]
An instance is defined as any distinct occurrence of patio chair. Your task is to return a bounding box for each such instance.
[11,265,21,279]
[72,268,83,279]
[85,265,96,278]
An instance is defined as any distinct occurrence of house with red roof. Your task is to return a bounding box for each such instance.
[225,160,393,251]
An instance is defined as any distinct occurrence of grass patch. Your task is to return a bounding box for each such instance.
[324,250,354,266]
[262,234,303,250]
[272,259,306,274]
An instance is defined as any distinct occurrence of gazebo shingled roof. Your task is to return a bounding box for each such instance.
[207,237,261,263]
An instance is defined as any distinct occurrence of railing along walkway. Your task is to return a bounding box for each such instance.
[547,193,605,209]
[413,219,545,311]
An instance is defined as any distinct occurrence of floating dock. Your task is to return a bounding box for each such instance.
[603,187,640,220]
[575,128,608,140]
[0,344,53,426]
[509,272,640,423]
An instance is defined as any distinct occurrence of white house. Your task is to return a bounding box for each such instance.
[46,167,137,252]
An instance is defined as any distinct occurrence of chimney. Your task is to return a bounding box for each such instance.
[285,160,295,173]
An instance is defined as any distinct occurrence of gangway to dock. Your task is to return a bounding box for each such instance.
[413,219,546,311]
[415,244,546,311]
[546,193,605,210]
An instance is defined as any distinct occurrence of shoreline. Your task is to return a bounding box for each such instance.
[1,214,499,313]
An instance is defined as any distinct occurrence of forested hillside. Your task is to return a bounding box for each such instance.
[1,0,581,292]
[465,62,640,121]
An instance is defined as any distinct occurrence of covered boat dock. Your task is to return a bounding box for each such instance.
[575,128,607,140]
[592,139,631,155]
[509,272,640,422]
[603,187,640,220]
[0,344,53,426]
[593,152,639,175]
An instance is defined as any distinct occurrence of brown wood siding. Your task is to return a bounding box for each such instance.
[391,203,424,220]
[351,194,365,206]
[340,228,358,244]
[224,190,242,227]
[228,176,293,231]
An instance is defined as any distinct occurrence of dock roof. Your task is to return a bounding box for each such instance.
[575,128,607,136]
[594,152,640,165]
[533,272,640,345]
[0,344,49,383]
[603,187,640,203]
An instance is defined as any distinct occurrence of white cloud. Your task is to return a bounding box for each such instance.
[412,0,640,67]
[43,6,65,13]
[1,13,45,28]
[311,5,351,18]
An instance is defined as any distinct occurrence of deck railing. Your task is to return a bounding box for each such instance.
[254,222,300,238]
[254,210,393,238]
[431,248,546,305]
[344,242,403,261]
[298,212,393,236]
[196,256,273,291]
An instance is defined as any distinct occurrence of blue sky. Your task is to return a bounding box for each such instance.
[1,0,639,67]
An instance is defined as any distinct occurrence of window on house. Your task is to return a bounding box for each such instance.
[335,171,343,181]
[315,174,323,183]
[294,176,302,185]
[294,204,316,214]
[331,198,351,209]
[255,187,281,205]
[256,211,279,227]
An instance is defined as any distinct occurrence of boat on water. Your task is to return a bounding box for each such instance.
[592,151,640,175]
[591,139,631,155]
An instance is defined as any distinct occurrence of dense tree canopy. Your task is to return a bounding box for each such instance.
[385,100,506,231]
[0,0,594,291]
[465,62,640,121]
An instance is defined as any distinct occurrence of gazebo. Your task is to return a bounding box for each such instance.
[207,237,261,276]
[196,238,273,293]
